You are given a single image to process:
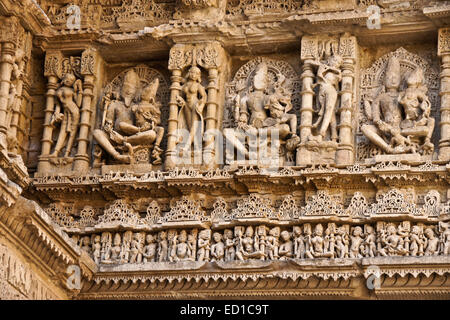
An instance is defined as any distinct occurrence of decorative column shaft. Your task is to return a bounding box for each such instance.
[0,17,22,150]
[203,67,219,168]
[336,35,357,166]
[37,51,63,174]
[74,48,99,173]
[297,36,318,165]
[165,46,185,170]
[438,28,450,161]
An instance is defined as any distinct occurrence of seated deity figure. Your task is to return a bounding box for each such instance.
[93,70,161,164]
[362,56,435,156]
[224,62,298,163]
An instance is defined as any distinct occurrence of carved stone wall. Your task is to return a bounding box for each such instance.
[0,0,449,300]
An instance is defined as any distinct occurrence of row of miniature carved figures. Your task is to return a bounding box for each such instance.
[72,221,450,265]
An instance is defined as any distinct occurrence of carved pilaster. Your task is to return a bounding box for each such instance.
[0,16,24,151]
[336,34,357,166]
[37,51,63,174]
[438,28,450,161]
[74,48,99,173]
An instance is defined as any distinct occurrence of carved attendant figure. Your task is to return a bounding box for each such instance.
[176,66,207,155]
[143,234,157,263]
[197,229,211,262]
[224,229,236,261]
[50,73,83,158]
[211,232,225,262]
[279,231,293,260]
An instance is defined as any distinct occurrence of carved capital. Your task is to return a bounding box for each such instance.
[44,51,63,78]
[438,28,450,57]
[196,42,224,70]
[169,42,225,71]
[301,36,319,61]
[169,44,194,71]
[0,16,23,46]
[81,48,98,77]
[339,34,357,60]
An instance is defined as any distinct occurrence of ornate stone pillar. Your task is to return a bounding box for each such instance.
[297,36,318,165]
[166,44,188,170]
[37,51,63,174]
[197,42,225,169]
[74,48,99,173]
[438,28,450,161]
[0,17,23,151]
[336,34,357,166]
[7,32,32,156]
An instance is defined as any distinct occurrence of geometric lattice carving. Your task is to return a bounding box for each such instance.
[160,198,208,223]
[370,189,423,216]
[231,194,277,219]
[97,200,141,226]
[345,192,370,217]
[78,206,97,227]
[278,195,299,220]
[142,201,161,225]
[45,203,75,228]
[301,191,344,216]
[211,197,229,223]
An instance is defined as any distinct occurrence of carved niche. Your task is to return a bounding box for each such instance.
[358,47,440,163]
[298,34,358,166]
[93,65,169,171]
[223,57,301,168]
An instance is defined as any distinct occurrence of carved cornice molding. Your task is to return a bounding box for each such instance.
[0,196,97,297]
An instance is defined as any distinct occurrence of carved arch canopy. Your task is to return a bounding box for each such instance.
[224,57,301,128]
[358,47,440,160]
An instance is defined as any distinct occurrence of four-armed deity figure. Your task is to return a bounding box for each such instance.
[224,62,298,163]
[93,70,163,164]
[362,56,435,155]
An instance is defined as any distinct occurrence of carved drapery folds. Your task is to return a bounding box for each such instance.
[37,48,100,175]
[298,34,358,166]
[359,47,439,164]
[166,42,227,170]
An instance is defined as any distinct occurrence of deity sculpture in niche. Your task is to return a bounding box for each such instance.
[308,42,343,144]
[94,66,168,166]
[298,35,357,165]
[224,58,300,167]
[50,73,83,159]
[175,66,208,158]
[359,48,439,161]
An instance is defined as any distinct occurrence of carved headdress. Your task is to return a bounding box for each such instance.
[253,62,268,91]
[384,56,401,89]
[141,78,160,104]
